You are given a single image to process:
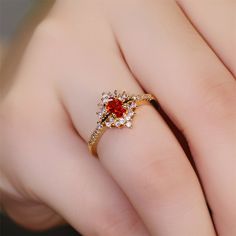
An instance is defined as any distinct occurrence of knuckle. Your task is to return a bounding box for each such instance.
[130,140,195,205]
[191,79,236,125]
[203,81,236,123]
[139,156,193,205]
[94,207,142,236]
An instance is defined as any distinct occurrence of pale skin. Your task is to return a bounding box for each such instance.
[0,0,236,235]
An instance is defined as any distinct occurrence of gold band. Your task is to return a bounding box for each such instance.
[88,91,156,156]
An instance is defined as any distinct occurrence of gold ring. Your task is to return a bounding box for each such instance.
[88,90,156,156]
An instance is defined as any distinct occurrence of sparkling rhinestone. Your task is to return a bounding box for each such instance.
[119,118,125,125]
[105,117,114,128]
[125,111,134,121]
[97,112,103,118]
[105,121,112,128]
[125,115,131,121]
[102,93,108,98]
[130,102,137,108]
[97,123,103,130]
[126,121,132,128]
[101,93,111,104]
[128,110,134,116]
[102,98,110,104]
[109,117,114,122]
[101,107,106,115]
[115,120,121,127]
[122,92,128,100]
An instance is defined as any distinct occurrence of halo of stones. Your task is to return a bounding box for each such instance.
[96,90,137,129]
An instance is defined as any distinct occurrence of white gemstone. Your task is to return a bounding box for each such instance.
[122,93,128,100]
[126,121,132,128]
[105,117,114,127]
[128,110,134,116]
[118,95,123,101]
[109,117,114,122]
[97,112,103,118]
[97,106,106,118]
[115,120,121,127]
[102,94,108,99]
[101,107,106,114]
[97,123,103,129]
[125,111,134,121]
[101,94,111,104]
[102,98,110,104]
[125,115,131,121]
[105,116,115,128]
[130,102,137,108]
[105,121,112,128]
[119,118,125,125]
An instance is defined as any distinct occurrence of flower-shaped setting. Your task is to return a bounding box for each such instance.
[96,90,137,129]
[89,90,155,156]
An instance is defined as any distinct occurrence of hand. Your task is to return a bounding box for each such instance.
[1,1,235,235]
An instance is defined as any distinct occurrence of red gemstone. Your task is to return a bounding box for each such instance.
[106,99,126,118]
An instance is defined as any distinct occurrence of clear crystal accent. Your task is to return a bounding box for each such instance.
[102,98,110,104]
[119,118,125,125]
[97,112,103,118]
[101,93,111,104]
[128,110,134,116]
[122,92,128,100]
[115,120,121,127]
[130,102,137,108]
[105,121,112,128]
[125,110,134,121]
[97,123,103,129]
[126,115,131,121]
[102,93,108,99]
[126,121,132,128]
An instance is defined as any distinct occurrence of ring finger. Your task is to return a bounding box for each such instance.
[50,2,216,234]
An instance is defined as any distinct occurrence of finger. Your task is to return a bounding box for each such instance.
[62,51,215,236]
[107,1,236,234]
[35,134,149,236]
[176,0,236,76]
[1,193,66,231]
[1,95,149,236]
[46,4,216,234]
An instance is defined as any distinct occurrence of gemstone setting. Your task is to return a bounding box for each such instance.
[97,90,137,129]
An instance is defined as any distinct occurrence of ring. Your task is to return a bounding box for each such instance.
[88,90,156,156]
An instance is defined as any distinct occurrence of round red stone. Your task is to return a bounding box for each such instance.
[106,99,126,118]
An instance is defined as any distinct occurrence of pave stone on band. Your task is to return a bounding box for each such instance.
[88,90,156,156]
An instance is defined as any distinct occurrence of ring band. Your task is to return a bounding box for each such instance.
[88,90,156,156]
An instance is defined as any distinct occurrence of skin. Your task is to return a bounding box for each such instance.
[0,0,235,235]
